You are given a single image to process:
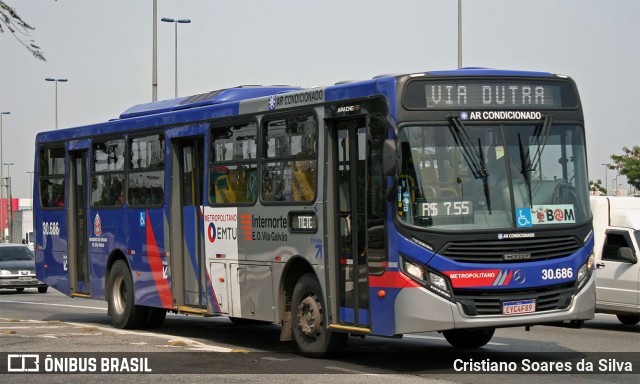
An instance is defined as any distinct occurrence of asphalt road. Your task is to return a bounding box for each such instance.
[0,288,638,384]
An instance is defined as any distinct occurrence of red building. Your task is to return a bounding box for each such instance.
[1,198,18,240]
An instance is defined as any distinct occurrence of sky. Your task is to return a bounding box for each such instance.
[0,0,638,200]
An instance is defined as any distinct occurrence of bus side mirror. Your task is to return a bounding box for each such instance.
[617,247,638,264]
[382,139,396,177]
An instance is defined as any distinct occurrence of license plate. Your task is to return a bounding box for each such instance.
[19,276,34,281]
[502,299,536,315]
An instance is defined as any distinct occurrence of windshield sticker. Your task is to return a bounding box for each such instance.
[461,111,544,121]
[517,205,576,227]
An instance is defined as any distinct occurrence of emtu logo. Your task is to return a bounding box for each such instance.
[207,222,216,243]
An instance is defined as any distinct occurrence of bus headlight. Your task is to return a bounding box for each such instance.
[403,259,425,281]
[428,272,448,292]
[576,253,595,290]
[400,255,453,301]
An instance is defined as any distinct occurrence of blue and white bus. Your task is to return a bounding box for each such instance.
[35,68,595,357]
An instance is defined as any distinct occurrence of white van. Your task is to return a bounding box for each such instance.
[590,196,640,325]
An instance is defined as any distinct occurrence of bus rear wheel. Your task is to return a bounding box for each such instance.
[291,273,348,358]
[108,260,147,329]
[442,328,495,348]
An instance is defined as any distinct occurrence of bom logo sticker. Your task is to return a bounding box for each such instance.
[531,205,576,225]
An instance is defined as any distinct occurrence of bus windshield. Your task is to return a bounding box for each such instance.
[397,122,590,230]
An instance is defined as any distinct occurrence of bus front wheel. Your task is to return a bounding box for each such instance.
[442,328,495,348]
[108,260,147,329]
[291,273,348,358]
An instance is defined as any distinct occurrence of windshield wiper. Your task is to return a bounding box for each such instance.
[518,134,533,208]
[527,114,553,174]
[448,116,491,214]
[519,114,553,207]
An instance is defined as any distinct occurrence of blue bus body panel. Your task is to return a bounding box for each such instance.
[125,208,173,308]
[87,208,127,298]
[36,210,69,295]
[35,104,238,145]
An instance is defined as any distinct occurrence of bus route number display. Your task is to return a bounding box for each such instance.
[404,80,576,109]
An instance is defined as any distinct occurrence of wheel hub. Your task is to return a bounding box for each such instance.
[297,295,322,338]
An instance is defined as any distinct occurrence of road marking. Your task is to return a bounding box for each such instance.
[0,305,236,352]
[261,356,291,362]
[64,321,235,352]
[325,366,379,375]
[0,299,107,311]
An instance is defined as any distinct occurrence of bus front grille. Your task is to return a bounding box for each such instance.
[454,283,575,316]
[440,236,581,263]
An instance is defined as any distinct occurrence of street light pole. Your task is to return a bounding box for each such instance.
[4,163,13,179]
[3,162,13,243]
[0,112,9,185]
[0,112,8,236]
[152,0,158,101]
[161,17,191,98]
[458,0,462,68]
[45,78,68,129]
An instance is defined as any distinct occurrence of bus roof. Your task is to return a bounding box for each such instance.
[120,85,302,119]
[118,68,561,119]
[423,67,557,78]
[35,68,568,144]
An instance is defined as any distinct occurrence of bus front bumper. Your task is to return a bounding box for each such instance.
[393,273,595,334]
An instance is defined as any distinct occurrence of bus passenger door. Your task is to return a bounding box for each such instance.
[68,150,90,295]
[170,138,206,309]
[334,118,371,327]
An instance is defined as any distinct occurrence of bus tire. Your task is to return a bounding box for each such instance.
[108,260,147,329]
[144,307,167,329]
[442,328,495,348]
[617,314,640,325]
[291,273,348,358]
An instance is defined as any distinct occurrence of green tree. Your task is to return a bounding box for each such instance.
[611,146,640,190]
[589,179,607,195]
[0,1,45,61]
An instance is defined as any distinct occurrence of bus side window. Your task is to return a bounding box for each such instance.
[210,121,258,205]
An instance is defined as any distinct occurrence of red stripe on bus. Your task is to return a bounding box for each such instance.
[369,271,420,289]
[145,211,173,308]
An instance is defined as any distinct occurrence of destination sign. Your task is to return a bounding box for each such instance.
[404,80,577,110]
